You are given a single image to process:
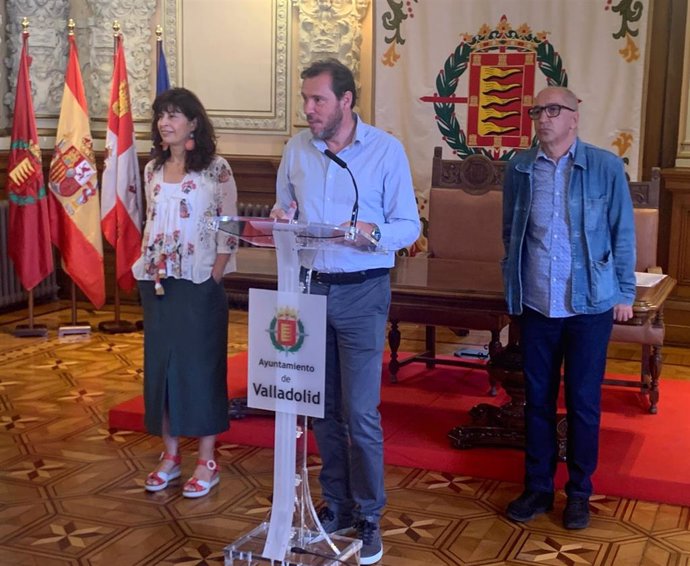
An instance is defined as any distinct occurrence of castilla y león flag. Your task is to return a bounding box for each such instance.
[7,30,54,291]
[101,35,142,293]
[49,34,105,308]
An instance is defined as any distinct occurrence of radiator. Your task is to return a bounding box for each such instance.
[0,200,59,308]
[237,201,271,218]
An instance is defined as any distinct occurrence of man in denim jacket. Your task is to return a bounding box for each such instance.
[502,86,636,529]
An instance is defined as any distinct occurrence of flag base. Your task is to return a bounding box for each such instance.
[58,323,92,337]
[13,324,48,338]
[98,320,137,334]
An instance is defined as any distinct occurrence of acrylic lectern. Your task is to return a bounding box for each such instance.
[211,215,382,566]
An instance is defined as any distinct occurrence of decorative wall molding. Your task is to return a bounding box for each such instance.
[4,1,70,118]
[3,0,155,127]
[291,0,370,119]
[164,0,290,134]
[83,0,157,122]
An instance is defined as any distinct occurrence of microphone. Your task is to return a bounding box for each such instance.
[324,149,359,241]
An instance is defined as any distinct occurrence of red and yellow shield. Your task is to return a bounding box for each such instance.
[466,52,535,150]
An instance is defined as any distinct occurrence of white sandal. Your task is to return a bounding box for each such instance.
[145,452,182,492]
[182,458,220,498]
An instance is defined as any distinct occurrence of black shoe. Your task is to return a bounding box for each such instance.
[355,519,383,565]
[506,490,554,522]
[563,497,590,529]
[317,506,353,534]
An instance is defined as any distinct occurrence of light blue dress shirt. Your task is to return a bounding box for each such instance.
[522,142,577,317]
[275,115,420,272]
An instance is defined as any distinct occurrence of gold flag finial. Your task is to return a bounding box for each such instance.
[68,18,76,36]
[112,20,121,37]
[21,17,29,33]
[156,25,163,42]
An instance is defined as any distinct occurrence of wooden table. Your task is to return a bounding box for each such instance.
[387,256,510,387]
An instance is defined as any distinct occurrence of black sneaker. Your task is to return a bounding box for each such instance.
[316,506,353,534]
[506,490,554,522]
[355,519,383,565]
[563,497,590,529]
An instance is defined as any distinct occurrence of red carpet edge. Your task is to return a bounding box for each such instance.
[109,352,690,507]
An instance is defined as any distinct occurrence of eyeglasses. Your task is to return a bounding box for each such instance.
[527,104,576,120]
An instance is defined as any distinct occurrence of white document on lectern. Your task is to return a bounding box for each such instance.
[248,288,326,418]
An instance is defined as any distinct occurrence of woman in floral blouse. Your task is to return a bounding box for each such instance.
[133,88,238,498]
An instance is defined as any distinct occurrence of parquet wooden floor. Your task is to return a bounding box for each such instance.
[1,300,690,565]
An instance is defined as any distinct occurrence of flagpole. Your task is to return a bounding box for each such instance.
[12,18,48,339]
[53,19,93,338]
[98,20,136,335]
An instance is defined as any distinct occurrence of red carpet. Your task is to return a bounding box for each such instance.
[110,352,690,507]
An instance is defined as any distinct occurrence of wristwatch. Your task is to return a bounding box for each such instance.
[370,224,381,242]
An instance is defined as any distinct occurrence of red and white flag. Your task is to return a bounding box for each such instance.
[7,30,54,291]
[101,35,142,293]
[49,33,105,308]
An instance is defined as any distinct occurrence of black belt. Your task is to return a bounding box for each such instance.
[302,267,390,285]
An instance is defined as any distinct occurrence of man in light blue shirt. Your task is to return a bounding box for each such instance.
[502,86,636,530]
[272,59,420,565]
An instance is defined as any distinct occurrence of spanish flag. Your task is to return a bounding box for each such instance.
[7,29,54,292]
[100,34,142,293]
[49,33,105,308]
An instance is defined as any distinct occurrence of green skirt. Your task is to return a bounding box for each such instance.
[139,277,229,437]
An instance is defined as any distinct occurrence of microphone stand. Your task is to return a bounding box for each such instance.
[324,149,359,241]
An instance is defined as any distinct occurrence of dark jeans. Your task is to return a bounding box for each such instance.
[519,306,614,499]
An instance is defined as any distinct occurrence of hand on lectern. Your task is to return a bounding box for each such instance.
[270,201,297,221]
[339,220,376,238]
[353,220,376,234]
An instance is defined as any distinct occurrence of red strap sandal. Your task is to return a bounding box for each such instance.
[145,452,182,492]
[182,458,219,498]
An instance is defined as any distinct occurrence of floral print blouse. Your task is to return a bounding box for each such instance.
[132,156,238,292]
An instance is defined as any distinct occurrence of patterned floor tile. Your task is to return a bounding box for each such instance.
[607,539,678,566]
[11,516,120,558]
[442,515,521,564]
[512,532,605,565]
[0,303,689,565]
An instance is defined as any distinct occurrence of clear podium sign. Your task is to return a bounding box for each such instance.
[248,288,326,418]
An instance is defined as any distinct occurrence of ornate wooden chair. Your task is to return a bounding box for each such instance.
[426,148,512,361]
[606,167,667,413]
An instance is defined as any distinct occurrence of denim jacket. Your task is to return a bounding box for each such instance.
[501,140,636,316]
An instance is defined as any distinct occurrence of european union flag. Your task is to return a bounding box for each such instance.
[156,39,170,95]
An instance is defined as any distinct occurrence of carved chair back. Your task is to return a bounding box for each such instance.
[428,146,660,272]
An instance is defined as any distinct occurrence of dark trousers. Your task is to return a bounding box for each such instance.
[519,306,613,499]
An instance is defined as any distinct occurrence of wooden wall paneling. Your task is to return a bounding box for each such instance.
[665,169,690,294]
[644,0,688,273]
[662,167,690,345]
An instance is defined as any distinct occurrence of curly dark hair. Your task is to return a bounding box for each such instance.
[301,58,356,109]
[150,87,216,172]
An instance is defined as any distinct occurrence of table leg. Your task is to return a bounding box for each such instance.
[448,347,526,450]
[388,319,401,383]
[425,325,436,369]
[649,344,661,414]
[487,329,502,396]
